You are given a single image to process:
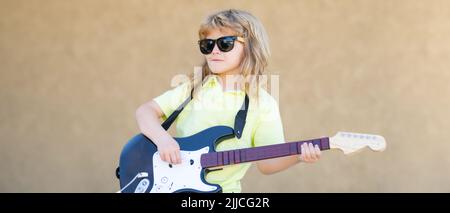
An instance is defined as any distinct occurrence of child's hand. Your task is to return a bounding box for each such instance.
[299,143,321,163]
[157,138,182,165]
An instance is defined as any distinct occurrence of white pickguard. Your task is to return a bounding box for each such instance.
[150,147,218,193]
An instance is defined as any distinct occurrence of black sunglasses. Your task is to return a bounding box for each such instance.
[198,36,245,55]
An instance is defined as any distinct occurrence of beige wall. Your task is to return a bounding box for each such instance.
[1,0,449,192]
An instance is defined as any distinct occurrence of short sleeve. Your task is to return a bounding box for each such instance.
[153,82,191,120]
[252,97,286,147]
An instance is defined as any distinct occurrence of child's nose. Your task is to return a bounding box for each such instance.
[211,43,221,55]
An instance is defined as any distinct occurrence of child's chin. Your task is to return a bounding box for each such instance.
[210,69,228,75]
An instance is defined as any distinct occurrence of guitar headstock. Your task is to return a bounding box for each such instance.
[329,132,386,155]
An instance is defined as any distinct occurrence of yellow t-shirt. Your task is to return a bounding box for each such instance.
[153,75,285,193]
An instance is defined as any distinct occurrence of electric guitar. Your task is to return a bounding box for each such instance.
[117,126,386,193]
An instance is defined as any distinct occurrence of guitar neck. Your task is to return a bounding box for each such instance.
[200,137,330,168]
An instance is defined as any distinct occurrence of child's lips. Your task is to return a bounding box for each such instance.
[210,59,224,62]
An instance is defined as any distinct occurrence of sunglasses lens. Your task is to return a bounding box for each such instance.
[217,37,235,52]
[199,39,215,54]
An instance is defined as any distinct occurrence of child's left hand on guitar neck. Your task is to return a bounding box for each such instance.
[256,142,322,175]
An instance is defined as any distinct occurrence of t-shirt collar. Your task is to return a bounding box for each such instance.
[201,75,245,95]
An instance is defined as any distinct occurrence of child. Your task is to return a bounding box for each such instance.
[135,9,321,193]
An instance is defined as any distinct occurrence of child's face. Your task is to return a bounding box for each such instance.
[204,28,244,75]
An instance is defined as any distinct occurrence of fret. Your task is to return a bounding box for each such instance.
[321,138,330,150]
[235,150,240,164]
[240,149,246,163]
[212,152,218,167]
[290,142,298,155]
[297,139,311,154]
[217,152,223,166]
[229,150,235,165]
[245,148,255,162]
[297,142,302,154]
[313,139,321,149]
[223,150,229,165]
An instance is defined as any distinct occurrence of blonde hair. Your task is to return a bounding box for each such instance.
[190,9,271,101]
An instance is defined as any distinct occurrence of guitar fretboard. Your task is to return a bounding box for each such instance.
[200,137,330,168]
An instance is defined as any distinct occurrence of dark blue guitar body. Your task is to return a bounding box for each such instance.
[118,125,235,193]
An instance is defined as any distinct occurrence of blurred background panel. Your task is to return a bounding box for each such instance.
[0,0,449,192]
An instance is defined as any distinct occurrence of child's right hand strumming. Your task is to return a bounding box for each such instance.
[156,137,182,165]
[135,100,183,165]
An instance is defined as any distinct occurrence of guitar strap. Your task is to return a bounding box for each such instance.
[161,88,249,139]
